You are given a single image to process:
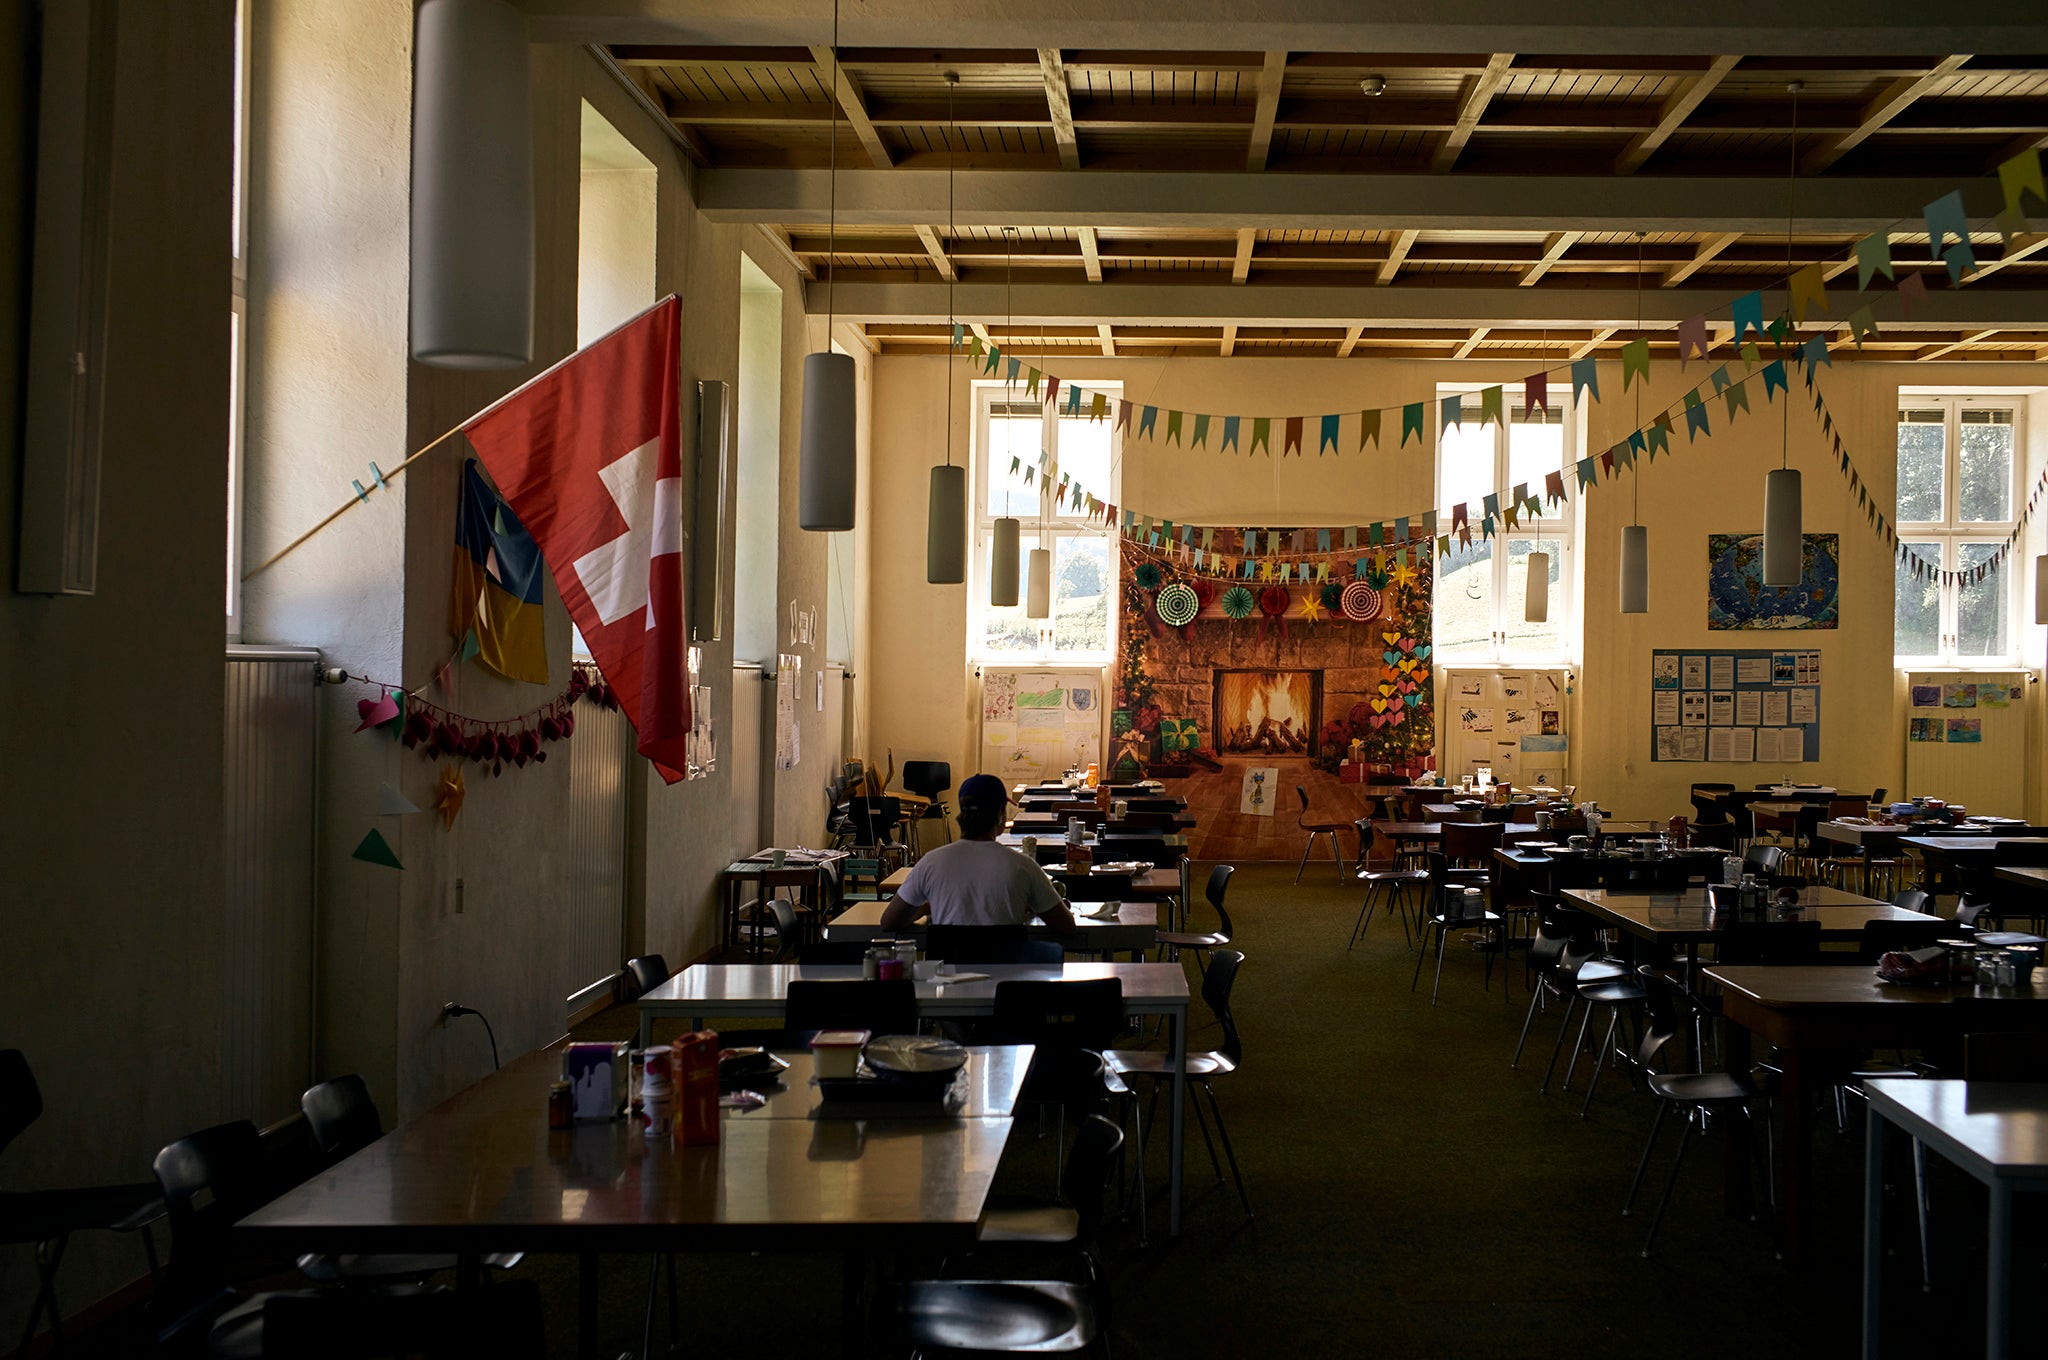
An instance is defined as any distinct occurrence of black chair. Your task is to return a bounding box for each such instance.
[1714,919,1822,966]
[991,980,1126,1153]
[783,979,919,1043]
[848,796,906,866]
[1352,853,1428,951]
[1295,786,1352,883]
[1157,864,1234,976]
[1540,942,1644,1098]
[1622,967,1771,1257]
[1687,821,1736,852]
[1742,843,1786,878]
[259,1281,545,1359]
[622,954,671,1000]
[1106,949,1251,1215]
[2,1050,166,1357]
[1858,915,1945,964]
[1093,835,1182,870]
[735,895,801,962]
[1412,852,1501,1004]
[902,760,954,855]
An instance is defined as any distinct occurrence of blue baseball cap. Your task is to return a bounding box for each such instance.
[958,773,1008,810]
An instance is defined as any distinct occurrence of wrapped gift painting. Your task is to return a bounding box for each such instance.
[1160,717,1200,753]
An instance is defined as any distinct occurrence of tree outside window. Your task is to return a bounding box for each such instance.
[1893,398,2021,665]
[1433,394,1576,663]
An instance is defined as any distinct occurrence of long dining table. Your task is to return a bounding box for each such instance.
[638,961,1197,1235]
[826,897,1160,957]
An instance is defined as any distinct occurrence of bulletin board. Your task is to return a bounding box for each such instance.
[1905,672,2026,816]
[1442,669,1570,789]
[978,667,1106,783]
[1648,648,1821,763]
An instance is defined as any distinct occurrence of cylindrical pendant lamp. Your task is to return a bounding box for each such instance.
[2035,554,2048,625]
[410,0,533,369]
[1762,468,1804,586]
[1026,547,1053,619]
[990,518,1021,606]
[1524,550,1550,623]
[926,465,966,583]
[799,351,857,530]
[1619,526,1648,614]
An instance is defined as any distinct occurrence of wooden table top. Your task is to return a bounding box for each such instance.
[1562,886,1927,942]
[1704,965,1996,1010]
[829,897,1159,948]
[1371,821,1550,841]
[1901,836,2048,855]
[1863,1080,2048,1176]
[729,1047,1031,1122]
[1009,812,1197,831]
[1995,866,2048,889]
[235,1045,1014,1253]
[996,831,1187,849]
[644,962,1191,1019]
[880,864,1180,897]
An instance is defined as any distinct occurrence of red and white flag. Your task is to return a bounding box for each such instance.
[464,296,691,782]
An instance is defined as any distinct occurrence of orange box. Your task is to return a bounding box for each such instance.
[671,1031,721,1145]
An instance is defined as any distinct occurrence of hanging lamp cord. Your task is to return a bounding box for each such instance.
[1783,81,1800,471]
[944,73,955,466]
[1633,230,1643,527]
[825,0,839,337]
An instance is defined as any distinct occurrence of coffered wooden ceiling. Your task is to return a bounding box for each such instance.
[598,30,2048,360]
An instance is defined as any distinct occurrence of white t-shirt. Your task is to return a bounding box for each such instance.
[893,839,1064,926]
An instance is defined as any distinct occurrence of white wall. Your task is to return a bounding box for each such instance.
[733,260,782,666]
[575,99,655,347]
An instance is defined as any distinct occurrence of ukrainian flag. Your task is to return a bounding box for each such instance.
[452,458,550,684]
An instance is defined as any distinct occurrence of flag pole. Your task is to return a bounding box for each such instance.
[240,294,680,583]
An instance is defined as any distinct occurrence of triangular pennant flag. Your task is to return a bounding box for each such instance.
[1724,379,1750,419]
[967,334,984,358]
[377,783,422,816]
[1221,416,1240,452]
[1788,264,1829,323]
[1998,146,2046,217]
[1942,239,1977,285]
[1923,190,1971,261]
[1006,357,1020,381]
[1401,402,1426,447]
[1116,399,1133,432]
[1283,415,1303,456]
[1677,313,1710,368]
[1138,405,1158,440]
[1525,372,1548,415]
[984,345,1001,374]
[1762,360,1788,401]
[1846,305,1880,347]
[1343,526,1358,549]
[1545,470,1564,504]
[1683,391,1711,441]
[1570,357,1599,405]
[352,827,404,870]
[1165,409,1183,445]
[1319,413,1340,456]
[1620,339,1651,391]
[1853,234,1894,292]
[1088,391,1107,421]
[1359,409,1381,449]
[1480,386,1504,428]
[1191,413,1210,447]
[1897,272,1927,315]
[1799,334,1832,378]
[1576,457,1597,489]
[1645,419,1671,458]
[1026,369,1042,398]
[1730,290,1764,346]
[1441,394,1463,432]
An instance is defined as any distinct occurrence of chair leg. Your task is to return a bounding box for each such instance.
[1581,1008,1621,1118]
[1410,921,1433,992]
[1350,882,1380,950]
[1512,979,1548,1068]
[1540,996,1580,1094]
[1624,1100,1668,1218]
[1640,1112,1695,1257]
[1561,997,1598,1093]
[1330,829,1346,881]
[1202,1082,1253,1216]
[1186,1076,1224,1181]
[1431,922,1451,1006]
[23,1233,66,1357]
[1912,1137,1931,1292]
[1295,832,1318,885]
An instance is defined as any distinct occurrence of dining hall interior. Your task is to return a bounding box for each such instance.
[9,1,2048,1356]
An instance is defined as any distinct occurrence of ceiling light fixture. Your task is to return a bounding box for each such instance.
[799,0,857,531]
[991,226,1022,606]
[925,73,967,583]
[1619,230,1649,614]
[1762,81,1806,587]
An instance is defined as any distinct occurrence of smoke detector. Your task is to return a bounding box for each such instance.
[1360,75,1387,96]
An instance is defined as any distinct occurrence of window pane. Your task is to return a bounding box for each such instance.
[1958,408,2015,523]
[1438,418,1494,519]
[1894,540,1942,657]
[1434,535,1495,656]
[1051,412,1114,520]
[1506,407,1564,513]
[1956,542,2009,658]
[1502,538,1564,656]
[981,532,1035,655]
[1050,535,1112,653]
[1895,409,1945,523]
[985,406,1041,519]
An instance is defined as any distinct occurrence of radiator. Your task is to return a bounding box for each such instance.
[221,646,320,1125]
[564,699,631,1006]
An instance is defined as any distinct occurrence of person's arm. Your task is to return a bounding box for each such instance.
[1023,861,1079,938]
[879,859,930,931]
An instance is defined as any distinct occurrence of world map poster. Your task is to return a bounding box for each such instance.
[1706,532,1840,630]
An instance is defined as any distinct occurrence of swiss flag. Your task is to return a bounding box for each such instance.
[464,296,691,782]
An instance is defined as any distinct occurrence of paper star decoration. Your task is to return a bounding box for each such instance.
[1390,560,1418,589]
[1298,592,1324,622]
[434,764,466,829]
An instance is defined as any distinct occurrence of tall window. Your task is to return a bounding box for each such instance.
[973,382,1119,663]
[1894,397,2022,665]
[1433,396,1574,661]
[226,0,250,632]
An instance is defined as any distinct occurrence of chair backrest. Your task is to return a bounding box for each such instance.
[1442,820,1505,865]
[1095,836,1179,869]
[1632,966,1684,1073]
[902,760,952,800]
[1108,811,1178,831]
[848,797,903,839]
[1204,864,1236,939]
[1687,821,1735,851]
[154,1121,269,1294]
[300,1075,382,1161]
[1619,857,1693,891]
[1891,888,1932,917]
[926,924,1030,963]
[1955,896,1991,929]
[1829,798,1867,821]
[1509,802,1539,823]
[1055,871,1133,901]
[1714,919,1822,965]
[1031,842,1070,866]
[1962,1032,2048,1083]
[260,1280,548,1360]
[0,1049,42,1159]
[1742,843,1786,877]
[784,979,919,1039]
[1526,924,1571,974]
[1201,949,1246,1065]
[623,954,671,1000]
[990,979,1125,1053]
[1870,788,1888,805]
[1060,1113,1126,1246]
[1296,785,1311,818]
[1689,783,1735,825]
[1858,917,1948,964]
[1124,797,1179,814]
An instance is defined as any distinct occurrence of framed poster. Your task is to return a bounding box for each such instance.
[1706,533,1840,630]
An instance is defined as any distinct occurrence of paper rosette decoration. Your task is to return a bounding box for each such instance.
[1320,582,1345,611]
[1192,578,1219,612]
[1341,580,1382,621]
[1219,585,1256,619]
[1257,586,1291,618]
[1134,562,1164,591]
[1154,582,1199,626]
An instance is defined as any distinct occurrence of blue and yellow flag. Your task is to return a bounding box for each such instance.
[452,458,549,684]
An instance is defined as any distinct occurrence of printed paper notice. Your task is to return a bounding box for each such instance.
[1653,692,1680,725]
[1655,727,1683,760]
[1708,728,1735,762]
[1709,655,1736,690]
[1735,691,1762,725]
[1788,688,1818,725]
[1681,656,1708,689]
[1708,691,1735,725]
[1678,728,1707,761]
[1736,656,1772,685]
[1727,727,1755,761]
[1760,690,1789,727]
[1680,693,1708,726]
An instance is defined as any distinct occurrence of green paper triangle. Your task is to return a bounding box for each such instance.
[458,628,481,663]
[352,827,404,870]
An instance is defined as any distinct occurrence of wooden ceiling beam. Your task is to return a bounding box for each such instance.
[1097,324,1117,356]
[1969,232,2048,281]
[1078,227,1103,282]
[1037,49,1080,170]
[1801,53,1970,174]
[1517,231,1580,286]
[1616,53,1739,174]
[755,225,814,280]
[913,224,955,281]
[1452,327,1491,358]
[1377,229,1418,285]
[1248,50,1288,171]
[1917,328,2000,359]
[1664,231,1744,286]
[808,44,895,168]
[1433,52,1513,173]
[1232,229,1255,284]
[1219,324,1238,357]
[1569,327,1617,359]
[1337,324,1365,357]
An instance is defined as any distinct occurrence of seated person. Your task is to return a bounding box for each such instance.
[879,774,1077,936]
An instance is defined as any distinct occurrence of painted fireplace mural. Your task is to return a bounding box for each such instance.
[1112,546,1435,862]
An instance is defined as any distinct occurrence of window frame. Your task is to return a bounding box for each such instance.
[225,0,250,636]
[970,380,1121,666]
[1431,386,1579,665]
[1893,395,2024,668]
